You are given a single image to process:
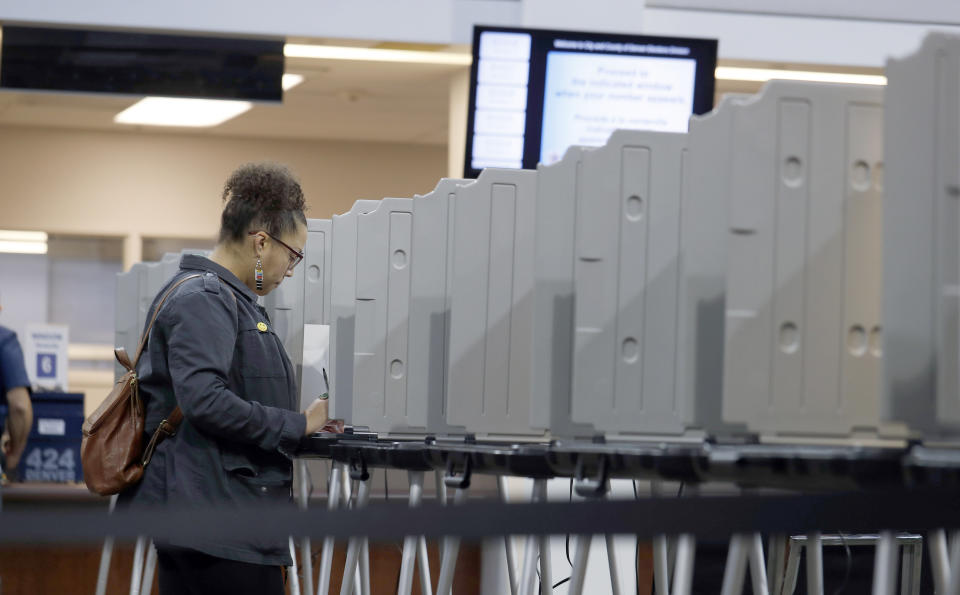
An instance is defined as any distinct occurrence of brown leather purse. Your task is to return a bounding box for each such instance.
[80,274,199,496]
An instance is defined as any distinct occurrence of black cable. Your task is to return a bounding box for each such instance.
[552,577,572,589]
[831,531,852,595]
[537,553,541,593]
[548,479,574,591]
[634,480,641,595]
[566,479,574,567]
[530,480,580,592]
[677,481,685,497]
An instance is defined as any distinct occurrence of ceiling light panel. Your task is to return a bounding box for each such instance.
[114,97,253,127]
[282,74,305,91]
[284,44,471,65]
[716,66,886,86]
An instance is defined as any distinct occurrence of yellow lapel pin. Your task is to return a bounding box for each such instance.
[257,322,268,332]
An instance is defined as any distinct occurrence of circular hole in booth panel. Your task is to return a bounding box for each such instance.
[392,249,408,270]
[869,325,883,358]
[851,160,871,192]
[847,325,868,357]
[622,337,640,363]
[783,156,804,188]
[873,161,884,192]
[307,264,321,282]
[625,195,644,222]
[390,359,405,379]
[779,322,799,354]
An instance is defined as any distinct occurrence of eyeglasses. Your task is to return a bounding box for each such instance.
[248,231,304,270]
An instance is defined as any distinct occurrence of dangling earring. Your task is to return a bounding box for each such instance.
[255,257,264,291]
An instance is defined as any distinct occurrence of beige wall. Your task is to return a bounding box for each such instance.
[0,124,447,415]
[0,125,447,240]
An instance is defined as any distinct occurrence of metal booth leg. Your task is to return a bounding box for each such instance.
[516,479,551,595]
[360,539,372,595]
[748,533,770,595]
[95,494,119,595]
[340,461,372,595]
[139,541,158,595]
[720,534,749,595]
[567,534,593,595]
[767,535,787,595]
[497,476,519,595]
[539,518,553,595]
[900,538,922,595]
[435,469,448,505]
[872,531,898,595]
[398,470,426,595]
[653,534,670,595]
[435,487,468,595]
[436,453,471,595]
[432,468,448,595]
[806,532,824,595]
[650,481,670,595]
[317,461,344,595]
[519,479,543,595]
[781,537,802,595]
[567,457,616,595]
[296,459,315,595]
[288,537,302,595]
[671,481,697,595]
[931,529,951,595]
[129,536,148,595]
[947,530,960,595]
[672,534,697,595]
[951,531,960,574]
[416,535,432,595]
[604,532,621,595]
[718,533,768,595]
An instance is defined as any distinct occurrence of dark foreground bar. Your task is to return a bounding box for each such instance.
[3,487,959,545]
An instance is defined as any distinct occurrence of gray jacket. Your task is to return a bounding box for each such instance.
[120,254,306,566]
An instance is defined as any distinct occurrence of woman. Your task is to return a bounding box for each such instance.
[120,162,331,595]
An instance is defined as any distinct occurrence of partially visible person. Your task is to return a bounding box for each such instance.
[0,296,34,482]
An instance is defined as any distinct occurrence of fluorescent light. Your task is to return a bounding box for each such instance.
[0,241,47,254]
[0,230,48,254]
[716,66,887,86]
[0,230,47,242]
[282,73,305,91]
[285,43,472,66]
[114,97,253,127]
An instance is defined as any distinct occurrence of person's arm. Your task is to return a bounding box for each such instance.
[162,288,308,452]
[0,331,32,473]
[3,386,32,471]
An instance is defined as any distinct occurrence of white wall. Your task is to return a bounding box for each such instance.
[0,0,521,44]
[6,0,960,66]
[647,0,960,24]
[0,253,48,342]
[643,6,960,66]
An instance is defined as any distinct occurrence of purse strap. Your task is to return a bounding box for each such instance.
[131,273,203,369]
[137,273,241,467]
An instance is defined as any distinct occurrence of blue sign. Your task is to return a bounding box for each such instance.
[36,353,57,379]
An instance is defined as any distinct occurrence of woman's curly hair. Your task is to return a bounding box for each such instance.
[218,162,307,243]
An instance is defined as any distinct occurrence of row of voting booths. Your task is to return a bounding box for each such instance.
[109,32,960,595]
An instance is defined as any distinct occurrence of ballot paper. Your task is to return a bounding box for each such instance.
[300,323,329,408]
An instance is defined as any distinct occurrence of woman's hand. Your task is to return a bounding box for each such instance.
[303,398,330,435]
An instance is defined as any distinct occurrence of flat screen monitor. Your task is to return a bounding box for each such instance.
[463,25,717,177]
[0,26,284,102]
